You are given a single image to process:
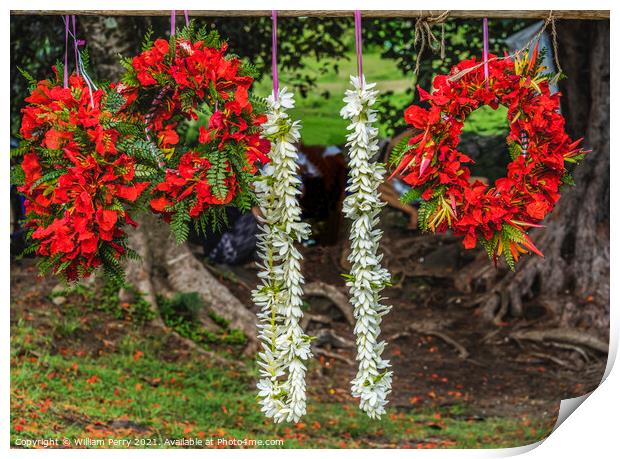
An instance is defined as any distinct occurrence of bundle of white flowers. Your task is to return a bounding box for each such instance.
[253,87,312,423]
[340,75,393,419]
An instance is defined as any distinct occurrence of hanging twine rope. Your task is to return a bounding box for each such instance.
[448,11,563,83]
[413,10,449,76]
[547,11,564,82]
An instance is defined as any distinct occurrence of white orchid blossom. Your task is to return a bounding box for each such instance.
[253,87,312,423]
[340,75,393,419]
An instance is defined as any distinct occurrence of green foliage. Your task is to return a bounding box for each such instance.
[10,165,25,187]
[79,48,91,73]
[17,66,37,91]
[561,172,576,187]
[501,223,525,244]
[31,169,66,188]
[248,93,268,114]
[478,235,497,260]
[119,138,163,168]
[417,199,438,232]
[103,90,127,114]
[174,21,221,49]
[36,253,63,278]
[192,206,229,236]
[141,26,154,51]
[564,153,586,164]
[478,224,530,271]
[53,316,82,338]
[52,278,155,324]
[399,187,423,205]
[507,139,521,161]
[119,56,139,86]
[170,201,191,243]
[388,133,414,167]
[206,150,231,201]
[240,61,260,79]
[100,244,127,286]
[503,242,515,270]
[158,291,204,322]
[157,292,247,346]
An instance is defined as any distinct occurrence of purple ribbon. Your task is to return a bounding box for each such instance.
[72,15,80,77]
[64,15,69,87]
[483,17,489,83]
[272,10,278,97]
[354,10,363,84]
[171,11,189,37]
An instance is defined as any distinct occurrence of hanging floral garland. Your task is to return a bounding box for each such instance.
[340,11,393,420]
[391,46,588,269]
[253,88,312,423]
[341,75,393,419]
[119,24,270,240]
[14,70,150,281]
[13,18,271,281]
[253,11,311,424]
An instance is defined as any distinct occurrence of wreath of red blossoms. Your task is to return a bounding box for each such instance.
[17,72,150,280]
[393,47,587,268]
[121,28,270,224]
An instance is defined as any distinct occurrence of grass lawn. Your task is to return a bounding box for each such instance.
[254,52,413,146]
[10,284,553,449]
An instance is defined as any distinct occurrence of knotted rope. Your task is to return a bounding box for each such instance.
[447,11,563,83]
[413,10,449,76]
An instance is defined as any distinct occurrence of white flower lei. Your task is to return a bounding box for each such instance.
[340,75,393,419]
[253,87,312,423]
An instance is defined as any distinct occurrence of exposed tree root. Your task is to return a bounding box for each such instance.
[313,348,354,365]
[509,328,608,354]
[313,328,355,349]
[547,341,592,363]
[304,281,354,326]
[517,352,574,370]
[301,313,332,329]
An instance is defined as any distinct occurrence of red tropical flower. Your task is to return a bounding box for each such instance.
[16,72,150,280]
[122,29,270,226]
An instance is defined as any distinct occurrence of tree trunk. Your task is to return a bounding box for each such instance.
[82,16,258,351]
[455,20,609,338]
[122,213,258,352]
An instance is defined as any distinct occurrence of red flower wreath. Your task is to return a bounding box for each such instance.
[392,47,588,268]
[120,27,270,229]
[16,71,150,280]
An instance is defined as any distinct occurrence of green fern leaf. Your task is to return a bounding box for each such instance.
[399,187,423,205]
